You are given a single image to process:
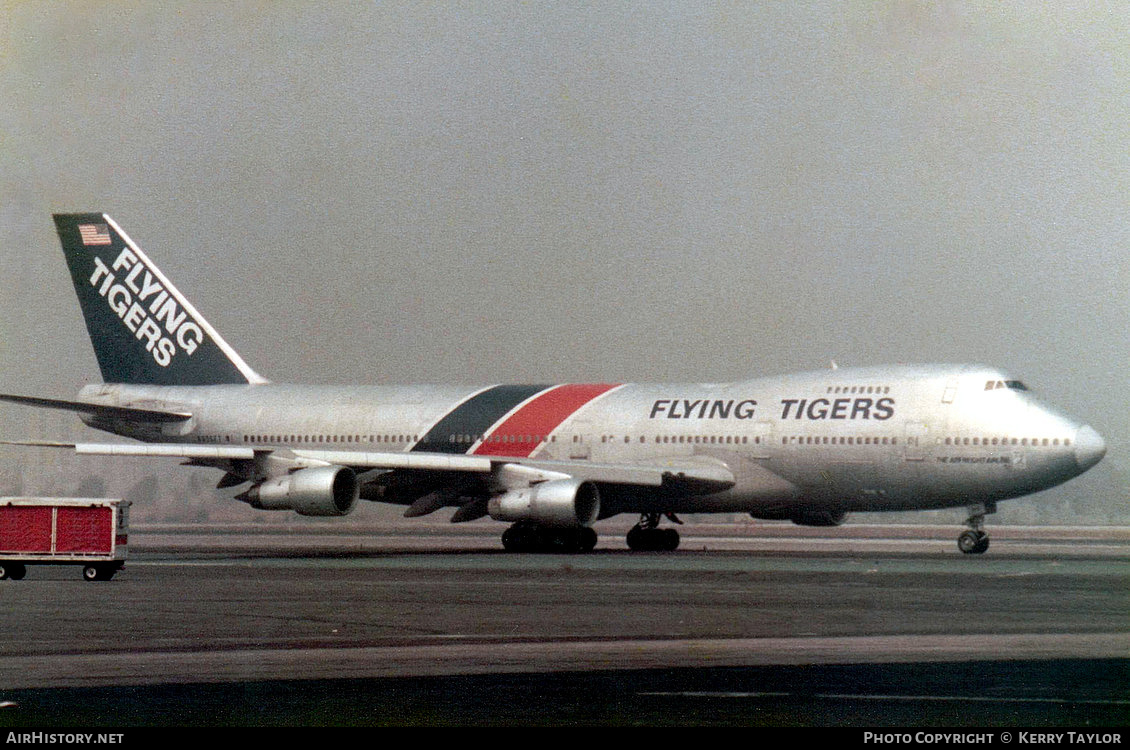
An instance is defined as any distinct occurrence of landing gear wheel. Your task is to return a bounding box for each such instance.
[958,530,989,555]
[626,519,681,551]
[661,528,680,551]
[958,502,995,555]
[502,523,538,553]
[580,527,598,552]
[502,523,598,553]
[626,525,646,551]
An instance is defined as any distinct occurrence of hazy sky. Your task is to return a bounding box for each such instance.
[1,3,1126,506]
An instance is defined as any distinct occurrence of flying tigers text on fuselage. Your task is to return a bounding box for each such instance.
[649,397,895,420]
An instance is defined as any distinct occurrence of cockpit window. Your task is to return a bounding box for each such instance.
[985,381,1030,393]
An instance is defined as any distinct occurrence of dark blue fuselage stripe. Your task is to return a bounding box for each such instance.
[412,385,552,454]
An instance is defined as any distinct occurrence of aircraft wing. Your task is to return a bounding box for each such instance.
[292,449,736,494]
[2,441,735,495]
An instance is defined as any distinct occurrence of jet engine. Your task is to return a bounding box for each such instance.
[238,466,358,517]
[487,478,600,528]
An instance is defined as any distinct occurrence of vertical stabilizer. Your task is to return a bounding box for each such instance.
[53,213,267,386]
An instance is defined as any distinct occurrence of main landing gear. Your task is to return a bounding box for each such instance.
[626,513,681,552]
[958,502,995,555]
[501,521,598,553]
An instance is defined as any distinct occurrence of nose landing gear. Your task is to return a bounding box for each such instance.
[958,502,995,554]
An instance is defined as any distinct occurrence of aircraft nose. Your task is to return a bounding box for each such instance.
[1074,425,1106,472]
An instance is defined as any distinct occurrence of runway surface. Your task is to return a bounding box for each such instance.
[0,523,1126,726]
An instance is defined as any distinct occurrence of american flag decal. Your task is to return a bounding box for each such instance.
[78,223,112,246]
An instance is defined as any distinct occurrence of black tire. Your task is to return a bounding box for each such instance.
[662,528,680,551]
[0,564,8,581]
[8,564,26,581]
[82,565,100,581]
[580,527,598,552]
[502,524,541,553]
[958,530,987,555]
[626,526,646,551]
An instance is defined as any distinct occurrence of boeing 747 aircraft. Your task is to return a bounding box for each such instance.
[0,214,1107,554]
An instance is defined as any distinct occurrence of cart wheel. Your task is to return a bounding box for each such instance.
[0,564,8,580]
[83,564,117,581]
[8,564,25,581]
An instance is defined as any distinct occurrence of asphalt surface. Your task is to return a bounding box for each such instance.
[0,523,1126,726]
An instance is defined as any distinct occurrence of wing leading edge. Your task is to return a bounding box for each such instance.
[6,441,736,495]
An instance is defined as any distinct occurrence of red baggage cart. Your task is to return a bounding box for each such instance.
[0,497,129,581]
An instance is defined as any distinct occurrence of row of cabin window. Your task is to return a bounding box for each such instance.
[244,435,417,444]
[448,434,556,444]
[784,435,898,446]
[581,435,756,445]
[825,385,891,395]
[638,435,752,445]
[943,436,1070,447]
[452,434,755,446]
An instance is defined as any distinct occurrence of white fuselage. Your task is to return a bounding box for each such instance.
[75,363,1103,519]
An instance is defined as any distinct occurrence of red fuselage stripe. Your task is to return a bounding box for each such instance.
[472,383,621,457]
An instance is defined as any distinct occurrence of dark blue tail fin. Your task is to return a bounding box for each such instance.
[53,213,267,386]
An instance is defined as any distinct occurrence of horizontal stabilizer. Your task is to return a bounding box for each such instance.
[0,393,191,422]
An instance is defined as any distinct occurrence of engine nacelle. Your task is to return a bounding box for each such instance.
[241,466,358,517]
[487,479,600,528]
